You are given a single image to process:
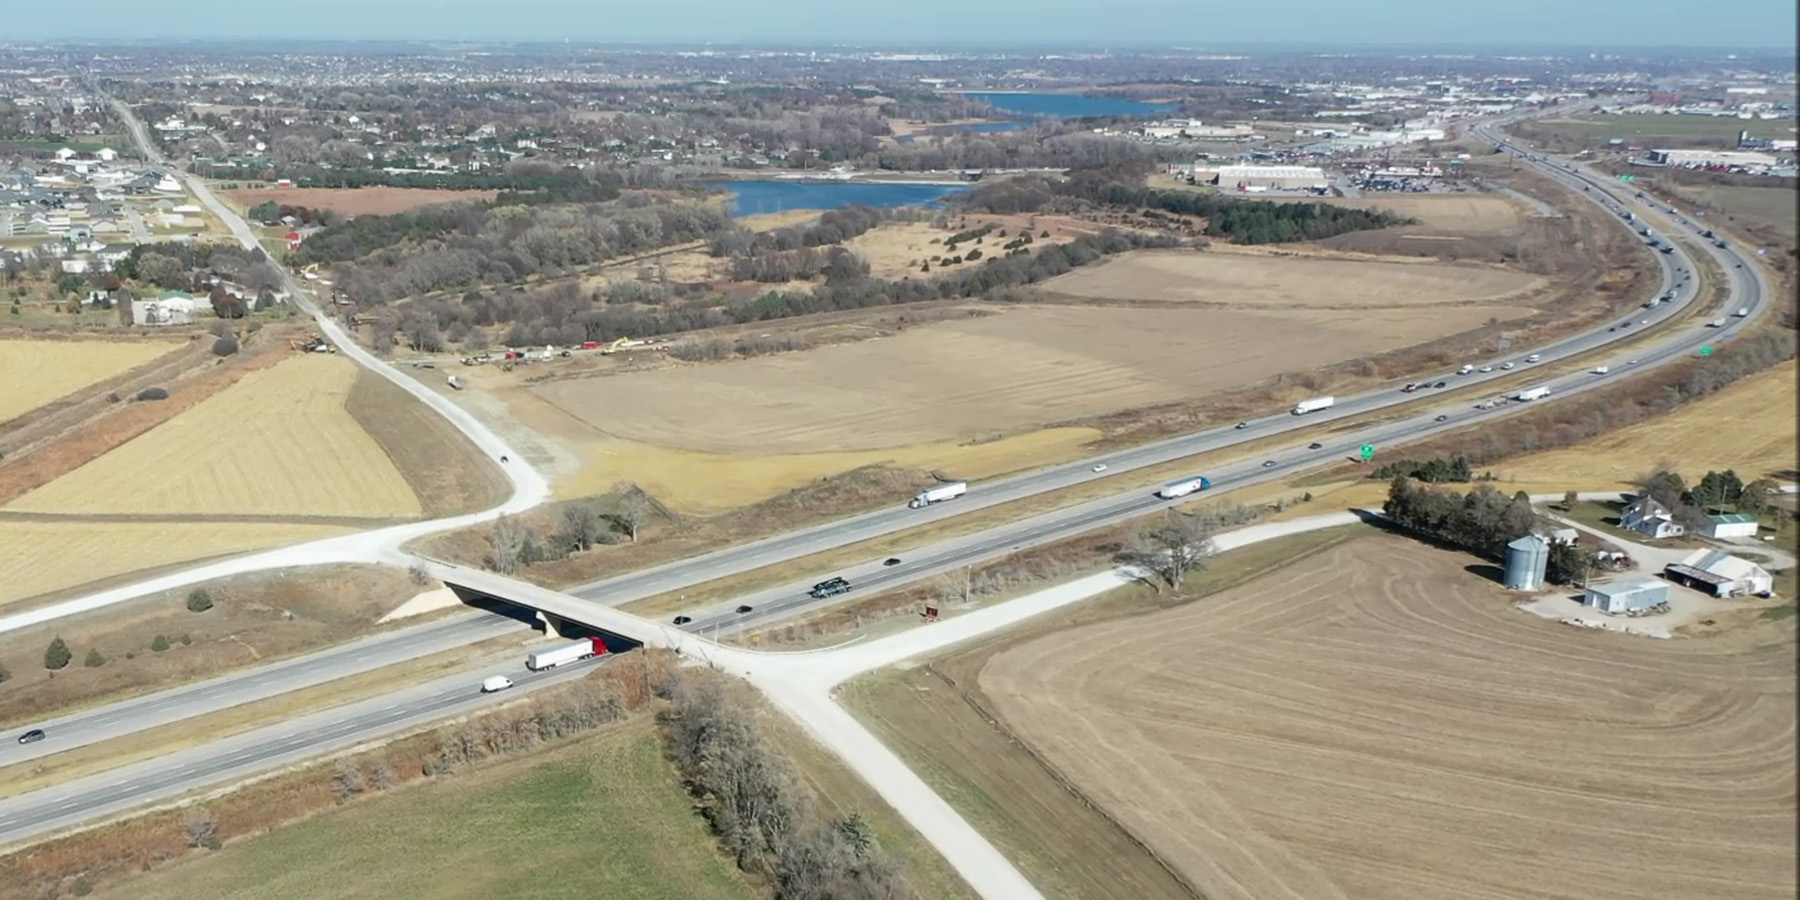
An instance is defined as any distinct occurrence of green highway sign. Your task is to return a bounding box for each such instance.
[1360,444,1376,461]
[1699,346,1713,356]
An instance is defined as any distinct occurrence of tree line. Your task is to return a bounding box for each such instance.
[310,195,728,304]
[708,204,923,258]
[961,169,1410,244]
[658,666,917,900]
[394,226,1172,350]
[1382,477,1541,561]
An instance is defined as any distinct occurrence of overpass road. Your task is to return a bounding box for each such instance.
[0,110,1772,847]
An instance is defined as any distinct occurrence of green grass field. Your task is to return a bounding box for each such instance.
[97,720,759,900]
[1692,184,1799,244]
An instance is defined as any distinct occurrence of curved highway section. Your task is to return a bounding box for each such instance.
[0,111,1773,848]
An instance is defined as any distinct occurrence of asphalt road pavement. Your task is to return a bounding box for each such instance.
[0,652,608,848]
[0,614,519,765]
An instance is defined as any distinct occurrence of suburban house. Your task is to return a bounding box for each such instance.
[1620,496,1685,539]
[1664,549,1775,598]
[1702,513,1760,539]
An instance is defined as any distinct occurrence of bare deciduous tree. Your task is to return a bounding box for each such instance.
[1121,510,1216,593]
[486,515,527,574]
[561,501,605,551]
[184,808,219,850]
[610,489,650,543]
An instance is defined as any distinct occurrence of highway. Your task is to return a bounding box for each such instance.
[0,108,1770,847]
[0,101,1710,645]
[0,653,608,847]
[0,614,518,765]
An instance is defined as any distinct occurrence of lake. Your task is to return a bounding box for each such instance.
[719,180,970,217]
[961,92,1177,119]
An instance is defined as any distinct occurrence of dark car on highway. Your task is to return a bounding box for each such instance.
[1435,414,1449,422]
[17,729,45,745]
[672,615,692,626]
[883,557,901,566]
[735,605,754,614]
[809,577,853,599]
[1261,460,1276,468]
[1308,442,1323,450]
[1234,422,1248,430]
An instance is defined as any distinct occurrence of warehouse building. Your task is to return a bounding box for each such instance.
[1646,148,1779,168]
[1663,549,1774,598]
[1192,163,1328,192]
[1583,579,1670,616]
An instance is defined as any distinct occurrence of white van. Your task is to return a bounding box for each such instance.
[480,676,514,694]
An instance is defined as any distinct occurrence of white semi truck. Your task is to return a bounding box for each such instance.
[1514,386,1551,402]
[525,637,606,672]
[908,481,968,509]
[1291,396,1335,416]
[1156,476,1212,500]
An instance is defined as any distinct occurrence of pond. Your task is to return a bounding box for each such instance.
[718,180,971,217]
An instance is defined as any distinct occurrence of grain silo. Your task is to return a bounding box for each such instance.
[1504,534,1549,591]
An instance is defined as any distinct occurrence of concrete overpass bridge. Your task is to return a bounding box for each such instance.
[425,561,732,662]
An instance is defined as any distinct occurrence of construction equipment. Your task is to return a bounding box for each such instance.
[290,333,335,353]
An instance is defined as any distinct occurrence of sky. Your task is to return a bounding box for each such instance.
[8,0,1797,49]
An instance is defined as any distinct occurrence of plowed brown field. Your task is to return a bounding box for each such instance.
[981,537,1797,900]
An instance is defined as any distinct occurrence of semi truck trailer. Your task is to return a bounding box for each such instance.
[1156,476,1211,500]
[1291,396,1335,415]
[525,637,606,671]
[908,481,968,509]
[1514,386,1551,402]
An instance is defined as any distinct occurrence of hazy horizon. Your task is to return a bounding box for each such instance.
[6,0,1796,50]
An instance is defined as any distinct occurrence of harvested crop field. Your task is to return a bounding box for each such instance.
[981,536,1797,900]
[221,187,496,217]
[531,302,1527,454]
[1040,249,1543,308]
[1502,359,1798,487]
[0,520,350,607]
[848,214,1090,280]
[1313,194,1526,234]
[0,338,183,425]
[7,355,422,519]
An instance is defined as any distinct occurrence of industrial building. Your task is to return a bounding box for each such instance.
[1646,148,1780,168]
[1583,579,1670,616]
[1192,163,1328,192]
[1701,513,1760,539]
[1503,534,1549,591]
[1663,549,1774,598]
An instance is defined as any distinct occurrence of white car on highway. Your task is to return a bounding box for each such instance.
[1091,464,1108,473]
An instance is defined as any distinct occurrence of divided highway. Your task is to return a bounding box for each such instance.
[0,111,1772,848]
[0,654,609,846]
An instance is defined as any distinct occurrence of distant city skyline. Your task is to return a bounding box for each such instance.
[6,0,1797,50]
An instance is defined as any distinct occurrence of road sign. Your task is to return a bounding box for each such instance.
[1360,444,1375,461]
[1699,346,1713,356]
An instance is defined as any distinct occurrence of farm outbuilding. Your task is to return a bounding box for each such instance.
[1702,513,1759,539]
[1664,549,1773,598]
[1504,534,1549,591]
[1582,579,1670,615]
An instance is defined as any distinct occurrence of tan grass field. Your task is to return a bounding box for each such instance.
[220,187,497,217]
[981,536,1797,900]
[1041,248,1543,308]
[848,214,1090,280]
[530,301,1528,455]
[6,355,422,518]
[0,520,351,607]
[0,339,184,424]
[551,428,1101,515]
[1322,194,1526,234]
[1499,359,1798,486]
